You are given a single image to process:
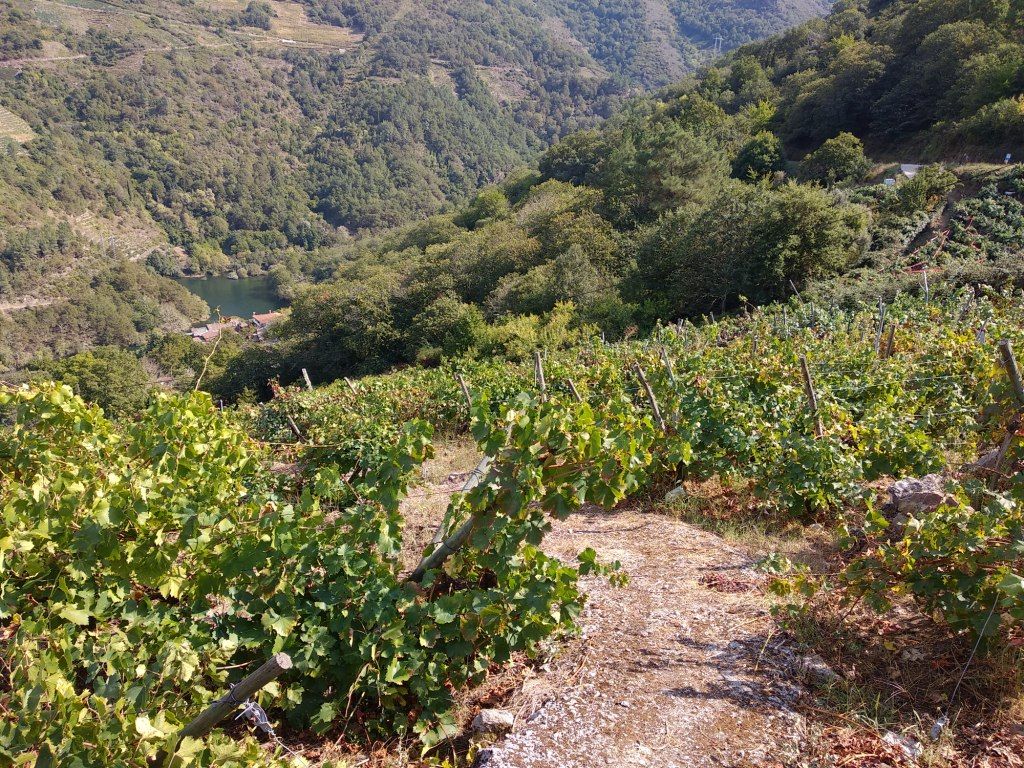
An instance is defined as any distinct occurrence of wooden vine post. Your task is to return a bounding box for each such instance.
[566,378,583,403]
[344,377,358,395]
[534,349,547,403]
[634,363,666,432]
[301,368,314,391]
[799,355,824,438]
[286,415,304,443]
[988,339,1024,488]
[456,373,472,413]
[157,654,292,765]
[884,322,898,359]
[999,339,1024,406]
[660,347,677,390]
[874,300,887,357]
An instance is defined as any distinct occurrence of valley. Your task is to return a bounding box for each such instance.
[1,0,1023,766]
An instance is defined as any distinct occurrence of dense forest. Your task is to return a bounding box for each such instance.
[202,0,1023,398]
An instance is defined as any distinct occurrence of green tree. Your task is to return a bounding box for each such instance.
[406,295,487,362]
[731,131,785,180]
[800,133,872,186]
[539,130,606,185]
[634,181,868,316]
[36,347,152,417]
[892,165,958,213]
[456,187,511,230]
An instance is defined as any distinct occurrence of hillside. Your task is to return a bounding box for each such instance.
[218,0,1023,396]
[0,0,830,366]
[4,290,1024,765]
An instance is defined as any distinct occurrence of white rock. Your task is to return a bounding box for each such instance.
[664,485,688,504]
[472,709,516,734]
[882,730,924,759]
[796,653,840,686]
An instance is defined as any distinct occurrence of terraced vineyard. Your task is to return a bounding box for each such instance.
[0,104,34,142]
[4,287,1023,764]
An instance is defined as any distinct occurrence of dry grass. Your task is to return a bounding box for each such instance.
[660,475,840,571]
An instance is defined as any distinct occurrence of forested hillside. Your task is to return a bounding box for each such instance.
[0,0,828,367]
[237,0,1023,394]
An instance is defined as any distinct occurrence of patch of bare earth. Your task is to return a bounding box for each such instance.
[481,507,807,768]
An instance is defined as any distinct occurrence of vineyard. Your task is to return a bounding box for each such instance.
[3,287,1024,765]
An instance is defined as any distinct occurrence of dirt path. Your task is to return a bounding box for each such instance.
[481,507,807,768]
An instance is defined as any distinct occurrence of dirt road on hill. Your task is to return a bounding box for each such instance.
[478,507,808,768]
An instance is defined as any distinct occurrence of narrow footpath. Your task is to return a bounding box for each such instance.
[481,507,809,768]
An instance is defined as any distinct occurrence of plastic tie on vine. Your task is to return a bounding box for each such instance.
[235,694,275,736]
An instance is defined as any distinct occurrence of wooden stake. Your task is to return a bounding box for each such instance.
[301,368,313,391]
[884,322,897,359]
[286,415,304,442]
[874,300,887,356]
[534,349,547,402]
[344,377,358,395]
[456,373,472,412]
[160,653,292,763]
[800,355,824,438]
[999,339,1024,406]
[922,270,930,305]
[566,378,583,402]
[635,363,666,431]
[660,347,677,390]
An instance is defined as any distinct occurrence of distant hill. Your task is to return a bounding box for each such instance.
[214,0,1023,392]
[0,0,829,365]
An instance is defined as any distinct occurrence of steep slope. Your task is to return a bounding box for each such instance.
[229,0,1023,392]
[0,0,830,365]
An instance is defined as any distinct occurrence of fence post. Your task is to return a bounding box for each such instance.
[301,368,314,391]
[344,377,358,395]
[634,363,666,431]
[800,355,824,438]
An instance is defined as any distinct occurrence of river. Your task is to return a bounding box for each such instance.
[174,275,287,323]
